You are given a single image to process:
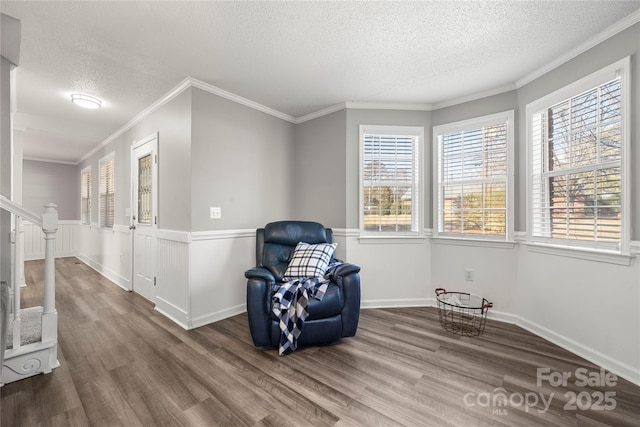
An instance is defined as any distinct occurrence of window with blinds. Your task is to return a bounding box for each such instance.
[99,154,115,229]
[360,125,422,235]
[528,58,628,252]
[80,166,91,225]
[434,111,514,240]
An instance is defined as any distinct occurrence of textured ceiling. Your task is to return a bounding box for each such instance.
[2,0,639,164]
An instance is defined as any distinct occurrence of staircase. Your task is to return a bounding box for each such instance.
[0,195,59,386]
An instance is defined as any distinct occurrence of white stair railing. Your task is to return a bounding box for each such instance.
[0,195,58,352]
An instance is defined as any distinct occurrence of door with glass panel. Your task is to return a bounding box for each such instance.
[131,133,158,301]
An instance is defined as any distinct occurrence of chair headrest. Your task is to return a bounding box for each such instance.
[264,221,329,246]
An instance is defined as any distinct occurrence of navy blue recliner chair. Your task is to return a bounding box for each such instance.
[244,221,361,349]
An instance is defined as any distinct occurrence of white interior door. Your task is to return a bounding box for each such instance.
[131,133,158,301]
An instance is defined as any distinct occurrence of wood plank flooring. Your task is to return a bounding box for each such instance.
[2,257,639,426]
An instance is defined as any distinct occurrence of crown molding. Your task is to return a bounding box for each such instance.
[76,77,298,165]
[295,103,347,124]
[295,101,434,124]
[344,101,432,111]
[188,78,297,123]
[23,156,77,165]
[432,83,517,110]
[516,10,640,88]
[77,78,193,165]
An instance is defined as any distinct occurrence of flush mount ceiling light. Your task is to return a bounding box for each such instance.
[70,94,102,109]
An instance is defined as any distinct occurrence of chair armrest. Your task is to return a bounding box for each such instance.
[245,267,276,347]
[330,262,360,279]
[335,266,360,338]
[245,266,276,284]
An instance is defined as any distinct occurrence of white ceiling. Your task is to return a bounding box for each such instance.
[2,0,639,165]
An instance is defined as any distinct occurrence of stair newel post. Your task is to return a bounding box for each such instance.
[42,204,58,315]
[41,204,58,351]
[12,215,21,350]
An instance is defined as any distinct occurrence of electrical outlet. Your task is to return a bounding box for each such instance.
[465,268,474,281]
[210,207,222,219]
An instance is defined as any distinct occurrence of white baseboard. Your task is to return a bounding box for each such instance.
[514,315,640,387]
[190,304,246,330]
[486,308,521,324]
[361,297,433,309]
[76,255,131,292]
[24,250,77,261]
[154,296,190,330]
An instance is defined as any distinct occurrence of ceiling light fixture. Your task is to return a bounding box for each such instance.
[70,94,102,109]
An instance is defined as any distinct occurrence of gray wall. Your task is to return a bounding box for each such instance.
[190,87,296,231]
[345,109,432,229]
[23,160,79,220]
[293,110,347,228]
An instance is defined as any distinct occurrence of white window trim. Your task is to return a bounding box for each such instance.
[432,110,515,243]
[525,57,631,257]
[80,165,92,225]
[99,152,115,229]
[359,125,424,239]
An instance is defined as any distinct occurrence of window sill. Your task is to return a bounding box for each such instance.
[358,234,427,244]
[524,242,634,266]
[432,236,515,249]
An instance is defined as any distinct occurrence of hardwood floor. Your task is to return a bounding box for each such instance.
[2,257,639,426]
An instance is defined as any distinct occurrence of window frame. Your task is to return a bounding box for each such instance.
[99,153,115,229]
[359,125,424,238]
[433,110,515,243]
[80,165,92,225]
[525,57,630,255]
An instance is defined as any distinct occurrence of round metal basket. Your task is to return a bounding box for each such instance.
[435,288,493,336]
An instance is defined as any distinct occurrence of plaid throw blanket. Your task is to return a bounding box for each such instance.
[272,262,342,355]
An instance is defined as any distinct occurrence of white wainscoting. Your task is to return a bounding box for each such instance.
[188,229,254,329]
[333,228,433,308]
[155,231,191,328]
[76,223,131,291]
[23,220,79,261]
[145,228,255,329]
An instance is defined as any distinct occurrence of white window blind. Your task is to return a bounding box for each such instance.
[530,77,623,248]
[434,111,513,239]
[99,155,115,229]
[361,126,421,234]
[81,167,91,225]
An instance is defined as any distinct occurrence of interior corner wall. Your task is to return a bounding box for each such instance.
[187,88,296,327]
[426,92,522,321]
[22,160,79,220]
[189,87,296,232]
[292,110,347,228]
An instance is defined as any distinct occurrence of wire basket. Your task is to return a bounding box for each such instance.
[435,288,493,337]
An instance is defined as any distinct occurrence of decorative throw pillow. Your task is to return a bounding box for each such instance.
[283,242,337,280]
